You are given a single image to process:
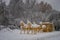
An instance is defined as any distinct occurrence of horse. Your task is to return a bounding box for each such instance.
[20,20,32,34]
[31,22,42,34]
[20,21,27,34]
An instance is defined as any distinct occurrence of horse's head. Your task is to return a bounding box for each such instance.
[27,20,32,27]
[20,21,25,26]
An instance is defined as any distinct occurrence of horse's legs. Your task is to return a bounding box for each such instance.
[20,29,23,34]
[30,28,33,34]
[27,28,30,34]
[31,28,34,34]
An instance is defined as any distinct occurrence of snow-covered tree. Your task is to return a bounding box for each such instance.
[0,1,9,26]
[39,1,52,22]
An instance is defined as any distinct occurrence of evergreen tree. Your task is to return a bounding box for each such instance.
[0,1,9,26]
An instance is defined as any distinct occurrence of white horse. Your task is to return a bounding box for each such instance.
[20,21,29,34]
[31,22,41,34]
[20,20,32,34]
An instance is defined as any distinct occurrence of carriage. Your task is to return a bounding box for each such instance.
[20,21,55,34]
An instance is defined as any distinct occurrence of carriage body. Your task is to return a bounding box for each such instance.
[40,22,55,32]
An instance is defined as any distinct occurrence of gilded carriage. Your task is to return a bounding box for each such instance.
[40,22,55,32]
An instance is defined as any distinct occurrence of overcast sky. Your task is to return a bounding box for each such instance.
[3,0,60,11]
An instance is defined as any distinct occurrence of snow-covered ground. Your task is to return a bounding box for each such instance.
[0,28,60,40]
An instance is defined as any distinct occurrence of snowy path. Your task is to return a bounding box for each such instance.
[0,28,60,40]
